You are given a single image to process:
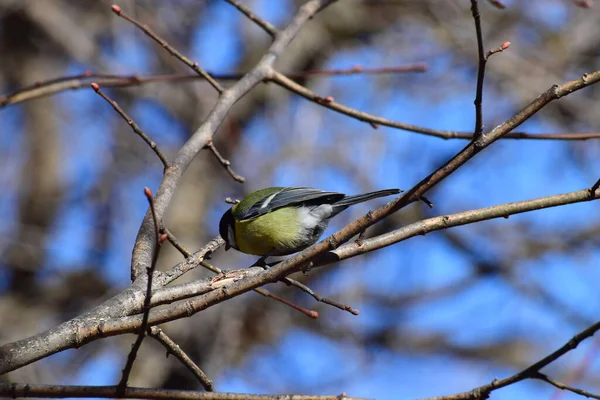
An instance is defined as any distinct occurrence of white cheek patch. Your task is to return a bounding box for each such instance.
[260,192,279,209]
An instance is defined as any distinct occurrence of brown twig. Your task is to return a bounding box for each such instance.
[267,70,600,141]
[282,277,359,315]
[486,41,511,59]
[254,286,319,319]
[0,383,364,400]
[224,0,278,38]
[548,337,600,400]
[423,319,600,400]
[487,0,506,8]
[470,0,486,137]
[330,185,600,263]
[90,82,169,169]
[148,327,214,391]
[5,70,600,141]
[288,64,428,76]
[117,188,166,394]
[572,0,593,8]
[162,227,192,258]
[0,65,426,108]
[535,372,600,400]
[205,140,245,183]
[111,5,223,93]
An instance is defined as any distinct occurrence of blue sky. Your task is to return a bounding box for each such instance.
[1,1,599,399]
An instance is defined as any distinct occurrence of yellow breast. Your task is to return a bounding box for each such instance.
[234,207,302,256]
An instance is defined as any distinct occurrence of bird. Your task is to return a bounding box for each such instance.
[218,186,402,258]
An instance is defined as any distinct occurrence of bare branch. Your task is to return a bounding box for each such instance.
[0,66,426,108]
[282,277,360,315]
[5,69,600,141]
[110,5,223,93]
[486,41,511,58]
[117,188,166,393]
[148,327,215,391]
[90,82,170,169]
[423,319,600,399]
[224,0,278,38]
[533,372,600,400]
[329,185,600,262]
[205,140,245,183]
[253,287,319,319]
[470,0,486,137]
[0,383,364,400]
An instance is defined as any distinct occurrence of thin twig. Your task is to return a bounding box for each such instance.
[572,0,593,8]
[205,140,245,183]
[470,0,486,137]
[6,69,600,141]
[282,277,359,315]
[423,319,600,400]
[224,0,278,38]
[148,327,215,391]
[486,41,511,59]
[548,337,600,400]
[162,227,192,258]
[330,184,600,262]
[288,64,428,76]
[268,69,598,141]
[487,0,506,8]
[0,65,426,108]
[534,372,600,400]
[117,188,166,394]
[254,287,319,319]
[0,383,365,400]
[110,4,223,93]
[90,82,169,169]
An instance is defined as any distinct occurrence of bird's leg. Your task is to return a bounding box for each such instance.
[250,255,269,269]
[250,252,283,270]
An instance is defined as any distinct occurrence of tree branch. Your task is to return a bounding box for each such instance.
[117,188,166,393]
[423,319,600,399]
[110,5,223,93]
[148,327,215,391]
[130,0,337,281]
[0,383,363,400]
[91,82,170,169]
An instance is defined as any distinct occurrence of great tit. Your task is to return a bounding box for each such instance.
[219,187,401,257]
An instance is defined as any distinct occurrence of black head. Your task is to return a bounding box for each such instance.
[219,208,236,251]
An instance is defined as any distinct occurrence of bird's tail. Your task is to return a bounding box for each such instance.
[333,189,402,207]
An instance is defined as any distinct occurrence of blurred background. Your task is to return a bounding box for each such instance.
[1,0,600,399]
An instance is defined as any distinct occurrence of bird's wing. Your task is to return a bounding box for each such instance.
[236,187,345,221]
